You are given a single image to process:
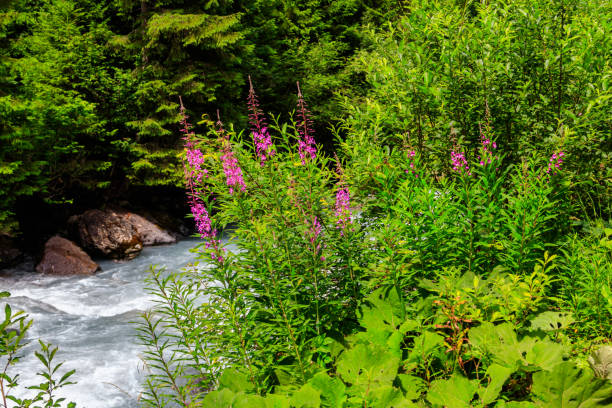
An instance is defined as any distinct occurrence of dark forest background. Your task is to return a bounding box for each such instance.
[1,0,610,238]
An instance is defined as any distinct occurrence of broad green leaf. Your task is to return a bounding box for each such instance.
[308,372,346,408]
[525,341,565,371]
[263,395,291,408]
[427,373,479,408]
[289,384,321,408]
[201,388,236,407]
[234,393,267,408]
[337,342,400,390]
[530,312,575,332]
[397,374,426,400]
[405,331,444,366]
[495,402,536,407]
[480,364,513,405]
[368,386,418,407]
[469,322,521,369]
[358,288,405,332]
[532,362,612,407]
[218,368,256,393]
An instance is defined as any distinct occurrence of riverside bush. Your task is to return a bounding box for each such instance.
[342,0,611,220]
[137,80,612,407]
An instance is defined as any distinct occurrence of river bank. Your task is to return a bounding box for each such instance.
[0,238,200,408]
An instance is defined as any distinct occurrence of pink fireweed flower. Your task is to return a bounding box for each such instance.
[546,150,565,175]
[334,157,352,233]
[451,149,471,175]
[477,123,498,166]
[248,76,275,165]
[306,215,323,254]
[190,198,224,262]
[253,127,274,166]
[309,216,322,244]
[191,201,214,241]
[185,148,208,183]
[335,186,352,233]
[404,150,419,177]
[191,198,225,263]
[216,111,246,194]
[221,141,246,194]
[179,97,209,184]
[180,98,223,263]
[296,82,317,164]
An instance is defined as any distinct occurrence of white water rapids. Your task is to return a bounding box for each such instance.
[0,238,201,408]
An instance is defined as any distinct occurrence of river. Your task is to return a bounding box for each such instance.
[0,238,201,408]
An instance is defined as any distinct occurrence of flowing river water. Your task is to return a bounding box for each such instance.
[0,238,201,408]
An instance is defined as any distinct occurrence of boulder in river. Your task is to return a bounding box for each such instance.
[36,236,99,275]
[68,209,143,260]
[0,234,22,269]
[115,211,177,246]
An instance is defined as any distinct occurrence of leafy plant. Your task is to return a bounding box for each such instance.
[0,291,77,408]
[138,77,611,406]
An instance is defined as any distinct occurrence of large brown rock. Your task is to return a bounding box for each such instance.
[68,209,143,260]
[116,211,176,246]
[36,236,99,275]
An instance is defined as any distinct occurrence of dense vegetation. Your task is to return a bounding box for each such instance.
[0,0,611,406]
[0,0,398,233]
[132,75,611,405]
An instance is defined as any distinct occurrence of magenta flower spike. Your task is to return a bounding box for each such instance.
[179,97,209,188]
[296,82,317,164]
[180,98,223,263]
[476,104,499,167]
[216,111,246,194]
[221,143,247,194]
[451,149,471,176]
[335,186,351,232]
[405,150,419,177]
[247,76,275,166]
[546,150,565,175]
[334,160,352,234]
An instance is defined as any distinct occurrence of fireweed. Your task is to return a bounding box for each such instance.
[139,88,606,407]
[296,82,317,164]
[247,76,275,165]
[477,103,499,167]
[450,148,471,175]
[404,149,419,178]
[547,150,565,175]
[334,161,352,234]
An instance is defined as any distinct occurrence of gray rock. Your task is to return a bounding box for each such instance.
[116,211,176,246]
[36,236,99,275]
[68,209,143,260]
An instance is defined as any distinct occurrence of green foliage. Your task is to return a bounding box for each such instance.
[138,80,611,406]
[0,292,77,408]
[0,0,404,233]
[200,288,612,407]
[343,0,611,219]
[558,223,612,337]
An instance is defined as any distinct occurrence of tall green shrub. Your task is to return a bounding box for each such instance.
[137,81,609,406]
[343,0,611,217]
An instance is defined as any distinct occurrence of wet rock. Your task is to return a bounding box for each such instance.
[140,210,191,238]
[0,234,23,269]
[68,209,143,260]
[115,211,177,246]
[36,236,99,275]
